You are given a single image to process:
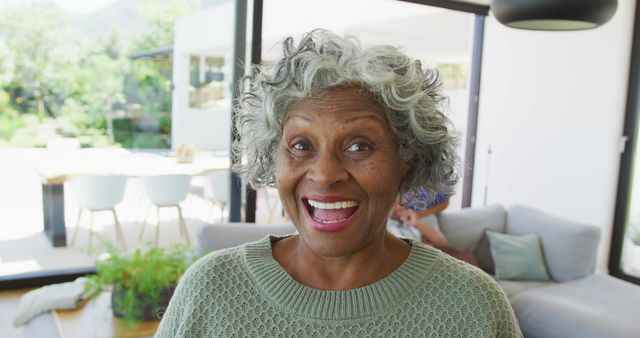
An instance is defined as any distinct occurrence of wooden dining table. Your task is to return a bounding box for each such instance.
[32,148,230,247]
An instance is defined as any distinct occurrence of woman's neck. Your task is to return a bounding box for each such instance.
[272,233,410,290]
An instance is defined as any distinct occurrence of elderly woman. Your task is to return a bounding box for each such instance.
[156,29,521,337]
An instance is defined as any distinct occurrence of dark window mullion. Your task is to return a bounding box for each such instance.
[461,15,485,208]
[229,0,248,222]
[243,0,263,223]
[609,0,640,284]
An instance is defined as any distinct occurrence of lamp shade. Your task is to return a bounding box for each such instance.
[491,0,618,31]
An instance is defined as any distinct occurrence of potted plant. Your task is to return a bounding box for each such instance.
[86,244,199,327]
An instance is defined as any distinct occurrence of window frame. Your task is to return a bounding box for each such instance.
[609,0,640,285]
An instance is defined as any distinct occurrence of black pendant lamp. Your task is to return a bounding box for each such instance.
[491,0,618,31]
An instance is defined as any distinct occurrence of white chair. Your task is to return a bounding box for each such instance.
[258,186,286,224]
[68,175,128,250]
[203,170,231,223]
[139,174,192,246]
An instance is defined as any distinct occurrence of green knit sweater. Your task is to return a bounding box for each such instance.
[156,236,522,337]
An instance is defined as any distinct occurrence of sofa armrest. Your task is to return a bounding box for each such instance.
[507,205,600,282]
[197,223,297,251]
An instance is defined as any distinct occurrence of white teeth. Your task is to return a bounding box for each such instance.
[307,199,358,210]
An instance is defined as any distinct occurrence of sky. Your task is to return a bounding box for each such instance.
[1,0,122,14]
[50,0,120,14]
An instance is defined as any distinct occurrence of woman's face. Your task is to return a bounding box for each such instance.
[275,87,407,258]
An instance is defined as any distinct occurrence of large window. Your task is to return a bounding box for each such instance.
[0,0,239,286]
[0,0,488,286]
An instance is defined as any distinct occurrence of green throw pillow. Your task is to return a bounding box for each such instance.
[487,231,551,281]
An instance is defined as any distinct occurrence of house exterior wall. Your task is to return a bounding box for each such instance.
[472,0,636,272]
[171,1,234,152]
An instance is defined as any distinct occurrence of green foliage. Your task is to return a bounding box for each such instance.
[87,243,200,326]
[135,0,202,50]
[113,117,135,148]
[0,0,204,149]
[127,61,172,116]
[0,90,21,141]
[0,114,50,148]
[437,63,467,80]
[134,132,170,149]
[0,6,74,117]
[436,63,468,89]
[630,226,640,246]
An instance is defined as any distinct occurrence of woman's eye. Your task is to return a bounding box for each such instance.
[346,143,370,152]
[291,142,310,151]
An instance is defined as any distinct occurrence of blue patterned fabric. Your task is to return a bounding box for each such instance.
[403,187,449,211]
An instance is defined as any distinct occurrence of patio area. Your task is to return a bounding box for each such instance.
[0,148,288,279]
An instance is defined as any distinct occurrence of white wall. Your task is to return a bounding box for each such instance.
[472,0,636,272]
[171,0,234,152]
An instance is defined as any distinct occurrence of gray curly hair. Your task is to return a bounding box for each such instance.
[232,29,458,206]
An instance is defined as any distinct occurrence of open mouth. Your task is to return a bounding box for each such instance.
[303,198,359,224]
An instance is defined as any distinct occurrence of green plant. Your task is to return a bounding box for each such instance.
[631,227,640,246]
[87,243,199,327]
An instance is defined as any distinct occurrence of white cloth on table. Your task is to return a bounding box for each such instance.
[13,277,98,326]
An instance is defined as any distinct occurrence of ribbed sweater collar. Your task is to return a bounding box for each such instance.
[244,236,438,320]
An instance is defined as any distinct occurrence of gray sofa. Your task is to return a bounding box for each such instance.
[197,205,640,338]
[437,204,640,338]
[197,222,296,251]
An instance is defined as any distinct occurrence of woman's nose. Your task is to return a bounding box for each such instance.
[306,149,349,186]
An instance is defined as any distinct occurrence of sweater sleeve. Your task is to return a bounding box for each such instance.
[494,291,523,338]
[481,275,523,338]
[443,257,523,338]
[154,252,214,338]
[154,262,192,337]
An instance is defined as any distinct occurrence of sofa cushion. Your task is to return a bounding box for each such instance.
[197,223,297,251]
[510,274,640,338]
[474,230,495,273]
[497,279,554,298]
[507,205,600,282]
[488,232,551,281]
[437,204,506,251]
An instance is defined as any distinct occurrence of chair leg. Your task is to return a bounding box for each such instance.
[112,209,126,250]
[70,208,83,246]
[139,204,152,240]
[134,178,149,222]
[220,202,228,223]
[185,193,195,218]
[176,206,185,238]
[263,188,277,224]
[177,205,190,245]
[88,211,94,251]
[206,201,216,223]
[155,207,161,246]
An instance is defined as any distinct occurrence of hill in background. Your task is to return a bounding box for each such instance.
[45,0,226,41]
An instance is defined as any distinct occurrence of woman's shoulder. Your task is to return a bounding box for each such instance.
[179,237,270,285]
[412,241,504,297]
[411,242,521,335]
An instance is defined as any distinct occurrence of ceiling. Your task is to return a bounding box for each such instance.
[260,0,476,63]
[454,0,490,5]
